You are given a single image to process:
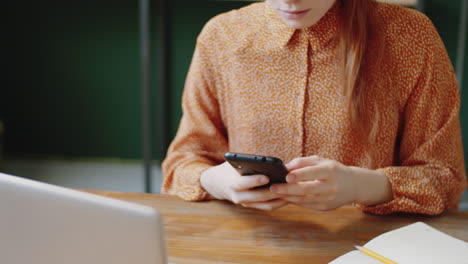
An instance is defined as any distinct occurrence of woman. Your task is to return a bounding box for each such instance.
[161,0,467,215]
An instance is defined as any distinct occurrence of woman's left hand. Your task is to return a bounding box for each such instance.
[269,156,358,211]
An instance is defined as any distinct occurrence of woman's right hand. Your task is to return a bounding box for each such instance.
[200,162,288,211]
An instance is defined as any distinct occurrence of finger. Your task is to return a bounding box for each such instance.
[240,199,289,211]
[286,155,324,170]
[281,196,338,211]
[231,188,283,204]
[270,181,326,195]
[231,174,270,191]
[281,194,331,203]
[281,195,314,204]
[286,163,334,183]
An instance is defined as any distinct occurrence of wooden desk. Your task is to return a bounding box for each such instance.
[88,191,468,264]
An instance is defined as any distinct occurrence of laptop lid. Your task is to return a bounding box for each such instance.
[0,172,167,264]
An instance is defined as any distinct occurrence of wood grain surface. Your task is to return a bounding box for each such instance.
[86,190,468,264]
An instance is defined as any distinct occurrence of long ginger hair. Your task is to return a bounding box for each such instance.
[339,0,381,143]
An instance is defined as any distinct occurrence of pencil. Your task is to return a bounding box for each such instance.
[354,245,399,264]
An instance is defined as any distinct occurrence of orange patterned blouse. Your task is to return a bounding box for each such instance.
[162,2,467,215]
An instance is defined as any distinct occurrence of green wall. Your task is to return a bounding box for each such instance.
[2,0,248,161]
[2,0,467,165]
[4,0,142,159]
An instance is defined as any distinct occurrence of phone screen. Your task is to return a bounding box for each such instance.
[224,152,288,187]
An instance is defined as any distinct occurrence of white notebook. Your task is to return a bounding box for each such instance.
[329,222,468,264]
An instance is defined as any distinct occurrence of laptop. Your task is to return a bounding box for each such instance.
[0,172,167,264]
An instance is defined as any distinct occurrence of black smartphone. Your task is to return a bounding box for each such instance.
[224,152,289,187]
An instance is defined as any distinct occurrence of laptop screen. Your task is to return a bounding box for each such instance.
[0,173,167,264]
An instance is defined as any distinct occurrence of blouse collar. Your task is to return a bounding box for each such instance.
[263,2,340,49]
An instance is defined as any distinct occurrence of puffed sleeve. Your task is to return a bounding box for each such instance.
[161,20,228,201]
[361,16,467,215]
